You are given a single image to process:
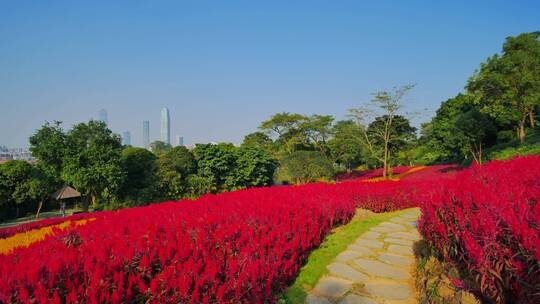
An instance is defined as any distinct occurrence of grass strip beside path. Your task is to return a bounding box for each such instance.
[282,208,414,303]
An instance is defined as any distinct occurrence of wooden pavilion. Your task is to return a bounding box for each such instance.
[52,185,81,201]
[51,185,81,215]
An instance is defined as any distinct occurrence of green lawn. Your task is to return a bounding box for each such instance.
[281,208,413,303]
[0,208,81,228]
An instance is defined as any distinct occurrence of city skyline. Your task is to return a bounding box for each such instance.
[1,2,539,148]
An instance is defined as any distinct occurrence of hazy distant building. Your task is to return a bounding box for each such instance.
[175,135,184,146]
[98,109,108,125]
[122,131,131,146]
[0,147,35,162]
[161,107,170,145]
[142,121,150,149]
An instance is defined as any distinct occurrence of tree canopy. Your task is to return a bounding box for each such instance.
[467,32,540,143]
[61,120,125,211]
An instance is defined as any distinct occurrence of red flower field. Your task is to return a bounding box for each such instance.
[1,156,539,303]
[419,156,540,303]
[0,180,416,303]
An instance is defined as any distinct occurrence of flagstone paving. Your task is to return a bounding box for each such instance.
[306,208,421,304]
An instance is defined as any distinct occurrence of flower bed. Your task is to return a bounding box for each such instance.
[0,212,100,239]
[335,165,416,182]
[418,156,540,303]
[0,180,417,303]
[6,156,532,303]
[0,218,94,254]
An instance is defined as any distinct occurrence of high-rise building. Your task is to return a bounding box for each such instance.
[175,135,184,146]
[160,107,170,145]
[122,131,131,146]
[142,121,150,149]
[98,109,108,125]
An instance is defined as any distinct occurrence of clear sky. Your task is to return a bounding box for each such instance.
[1,1,539,148]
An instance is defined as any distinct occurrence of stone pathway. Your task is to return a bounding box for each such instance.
[306,209,421,304]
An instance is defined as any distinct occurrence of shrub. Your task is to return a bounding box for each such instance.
[278,150,334,184]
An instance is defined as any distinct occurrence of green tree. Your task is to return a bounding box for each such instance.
[367,115,417,166]
[425,94,473,162]
[259,112,306,137]
[29,165,57,218]
[278,150,334,184]
[192,143,237,192]
[467,32,540,143]
[300,114,334,154]
[232,146,277,189]
[185,174,214,198]
[156,155,185,200]
[62,120,125,211]
[259,112,307,154]
[120,147,158,205]
[454,107,497,164]
[349,84,415,177]
[327,120,364,172]
[0,161,36,218]
[241,131,274,153]
[29,121,66,184]
[155,146,197,200]
[165,146,197,176]
[149,141,172,154]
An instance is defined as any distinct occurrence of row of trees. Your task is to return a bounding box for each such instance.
[0,121,276,220]
[245,32,540,181]
[244,85,418,183]
[419,32,540,163]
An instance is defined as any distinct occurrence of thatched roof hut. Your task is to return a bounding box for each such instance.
[52,185,81,200]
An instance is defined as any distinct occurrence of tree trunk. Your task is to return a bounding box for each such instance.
[81,196,89,212]
[530,109,535,128]
[519,120,526,144]
[479,143,483,165]
[35,200,43,219]
[91,194,97,210]
[382,142,388,178]
[470,147,479,164]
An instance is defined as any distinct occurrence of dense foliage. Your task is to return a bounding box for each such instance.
[421,32,540,163]
[0,121,278,220]
[277,150,335,184]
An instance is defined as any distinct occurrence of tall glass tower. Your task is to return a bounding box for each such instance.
[175,135,184,146]
[160,108,170,145]
[122,131,131,146]
[98,109,108,125]
[143,121,150,149]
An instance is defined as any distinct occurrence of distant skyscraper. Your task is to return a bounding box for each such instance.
[160,108,170,144]
[142,121,150,149]
[175,135,184,146]
[122,131,131,146]
[98,109,108,125]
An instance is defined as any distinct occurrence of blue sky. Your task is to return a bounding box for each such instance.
[1,1,539,147]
